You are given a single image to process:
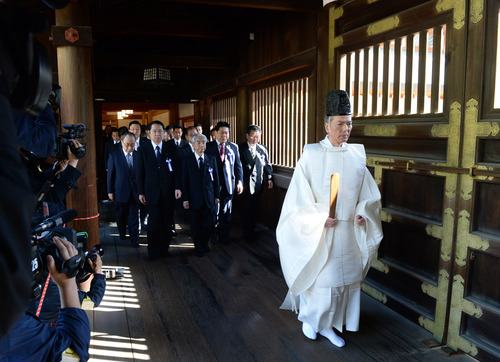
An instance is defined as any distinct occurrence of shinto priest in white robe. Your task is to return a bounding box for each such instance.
[277,136,383,333]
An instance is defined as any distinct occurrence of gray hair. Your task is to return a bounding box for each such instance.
[324,115,352,125]
[121,131,137,141]
[191,133,208,144]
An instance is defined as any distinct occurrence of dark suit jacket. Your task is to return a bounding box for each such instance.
[177,143,194,159]
[136,140,177,205]
[107,149,138,203]
[104,140,121,168]
[181,153,220,209]
[238,142,273,195]
[166,138,187,156]
[205,140,243,196]
[137,136,148,149]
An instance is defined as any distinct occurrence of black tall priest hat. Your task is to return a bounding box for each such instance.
[326,90,351,116]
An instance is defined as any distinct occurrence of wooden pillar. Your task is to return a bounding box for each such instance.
[198,99,211,134]
[170,103,180,125]
[236,86,249,144]
[314,4,330,143]
[54,0,99,249]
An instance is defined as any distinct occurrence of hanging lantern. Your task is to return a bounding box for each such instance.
[143,67,173,86]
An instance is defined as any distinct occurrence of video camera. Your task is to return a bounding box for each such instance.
[54,123,87,159]
[31,209,103,299]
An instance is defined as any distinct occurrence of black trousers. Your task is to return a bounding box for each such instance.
[216,191,233,243]
[239,192,261,241]
[146,199,173,257]
[189,206,216,251]
[115,196,139,242]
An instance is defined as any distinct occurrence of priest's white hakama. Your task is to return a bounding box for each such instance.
[277,137,383,333]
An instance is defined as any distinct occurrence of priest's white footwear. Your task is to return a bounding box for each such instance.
[319,328,345,347]
[302,322,317,340]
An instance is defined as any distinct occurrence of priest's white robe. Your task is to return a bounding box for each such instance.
[277,137,383,333]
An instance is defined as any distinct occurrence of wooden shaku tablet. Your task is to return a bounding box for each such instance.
[330,173,340,218]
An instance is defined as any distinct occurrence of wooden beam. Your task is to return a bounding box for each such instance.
[238,48,316,86]
[93,90,199,103]
[94,53,238,69]
[101,102,174,111]
[92,18,242,39]
[156,0,322,12]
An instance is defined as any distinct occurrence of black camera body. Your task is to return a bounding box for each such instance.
[31,212,103,299]
[77,244,104,283]
[31,226,84,299]
[54,124,87,159]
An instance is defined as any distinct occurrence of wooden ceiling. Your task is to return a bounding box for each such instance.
[17,0,322,105]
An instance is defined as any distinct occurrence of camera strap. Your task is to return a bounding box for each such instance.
[35,274,51,317]
[60,250,85,278]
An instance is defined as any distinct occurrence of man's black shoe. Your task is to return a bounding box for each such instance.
[170,229,177,237]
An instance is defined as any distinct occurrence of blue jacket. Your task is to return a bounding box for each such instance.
[27,274,106,324]
[15,103,57,158]
[0,309,90,361]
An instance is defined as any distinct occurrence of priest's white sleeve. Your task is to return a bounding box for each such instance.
[354,168,384,279]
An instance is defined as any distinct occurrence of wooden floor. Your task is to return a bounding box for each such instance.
[86,202,475,362]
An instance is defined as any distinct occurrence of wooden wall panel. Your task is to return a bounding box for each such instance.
[467,251,500,307]
[350,136,448,161]
[462,251,500,355]
[367,267,437,319]
[380,222,441,282]
[473,182,500,235]
[382,170,445,221]
[240,12,317,75]
[462,309,500,355]
[477,139,500,163]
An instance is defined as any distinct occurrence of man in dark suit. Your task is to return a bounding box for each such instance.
[128,120,148,151]
[107,132,140,247]
[166,124,187,150]
[179,134,220,257]
[104,127,121,171]
[136,121,180,260]
[205,121,243,244]
[165,124,189,237]
[129,120,148,232]
[238,125,273,242]
[177,126,198,160]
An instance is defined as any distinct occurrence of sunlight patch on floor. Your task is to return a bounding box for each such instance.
[89,264,150,361]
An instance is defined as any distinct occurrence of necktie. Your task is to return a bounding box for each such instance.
[250,147,255,159]
[126,153,132,170]
[220,143,225,162]
[155,145,161,167]
[198,156,204,175]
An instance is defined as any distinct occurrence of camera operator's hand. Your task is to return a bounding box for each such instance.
[47,236,80,309]
[92,254,103,275]
[67,139,81,168]
[56,159,69,175]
